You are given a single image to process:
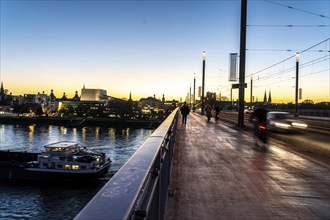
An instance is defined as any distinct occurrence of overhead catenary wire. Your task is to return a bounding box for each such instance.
[247,49,329,52]
[205,52,329,99]
[206,65,227,73]
[205,55,329,95]
[247,25,329,27]
[202,33,329,100]
[263,0,330,19]
[255,55,330,82]
[253,58,330,88]
[216,1,330,100]
[259,68,330,88]
[255,56,330,81]
[300,68,330,78]
[247,38,330,78]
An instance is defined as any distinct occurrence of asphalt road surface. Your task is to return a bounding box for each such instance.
[165,112,330,220]
[220,112,330,163]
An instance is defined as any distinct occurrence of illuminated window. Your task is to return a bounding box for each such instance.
[72,165,79,170]
[65,165,70,169]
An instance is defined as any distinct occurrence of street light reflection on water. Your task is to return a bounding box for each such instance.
[28,125,35,143]
[60,126,67,135]
[0,124,154,220]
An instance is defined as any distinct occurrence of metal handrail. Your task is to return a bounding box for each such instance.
[74,108,179,220]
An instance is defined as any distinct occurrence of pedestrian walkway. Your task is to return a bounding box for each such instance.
[165,112,330,220]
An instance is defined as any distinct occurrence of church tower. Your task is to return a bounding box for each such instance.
[50,89,56,101]
[61,92,67,100]
[73,91,80,101]
[268,90,272,104]
[0,81,4,94]
[0,81,5,104]
[263,90,267,104]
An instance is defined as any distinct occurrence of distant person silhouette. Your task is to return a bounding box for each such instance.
[249,105,267,134]
[180,102,190,125]
[205,104,212,121]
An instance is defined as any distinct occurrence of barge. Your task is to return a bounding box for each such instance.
[0,141,111,181]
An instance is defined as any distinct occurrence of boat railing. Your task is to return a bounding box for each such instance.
[74,107,179,220]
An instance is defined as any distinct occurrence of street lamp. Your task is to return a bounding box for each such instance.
[193,73,196,112]
[295,52,299,117]
[201,51,206,115]
[250,77,253,108]
[189,83,192,107]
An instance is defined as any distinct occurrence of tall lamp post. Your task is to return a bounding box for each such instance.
[295,52,299,117]
[193,73,196,112]
[201,51,206,115]
[250,77,253,108]
[189,83,192,107]
[237,0,247,128]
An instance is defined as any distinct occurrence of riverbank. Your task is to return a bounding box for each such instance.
[0,116,162,128]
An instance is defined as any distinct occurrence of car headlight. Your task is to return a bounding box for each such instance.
[275,122,291,128]
[292,122,307,128]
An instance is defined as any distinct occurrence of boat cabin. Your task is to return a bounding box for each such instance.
[43,141,78,156]
[38,141,101,170]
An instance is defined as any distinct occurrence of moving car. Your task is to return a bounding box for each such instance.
[267,111,307,133]
[244,108,254,114]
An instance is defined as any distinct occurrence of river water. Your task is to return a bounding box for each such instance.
[0,124,154,220]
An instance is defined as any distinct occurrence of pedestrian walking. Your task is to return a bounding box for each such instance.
[205,104,212,121]
[215,105,220,121]
[180,102,190,125]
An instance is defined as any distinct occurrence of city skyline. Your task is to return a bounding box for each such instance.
[1,0,329,103]
[0,82,172,102]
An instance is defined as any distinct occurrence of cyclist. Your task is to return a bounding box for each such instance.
[249,105,267,135]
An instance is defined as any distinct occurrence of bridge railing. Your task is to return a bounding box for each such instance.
[74,108,179,220]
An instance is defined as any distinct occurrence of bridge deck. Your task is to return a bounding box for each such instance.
[165,112,330,220]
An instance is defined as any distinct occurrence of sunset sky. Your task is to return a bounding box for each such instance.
[1,0,329,103]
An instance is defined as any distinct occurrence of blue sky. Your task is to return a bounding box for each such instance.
[1,0,329,103]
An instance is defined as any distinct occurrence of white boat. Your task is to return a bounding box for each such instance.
[0,141,111,181]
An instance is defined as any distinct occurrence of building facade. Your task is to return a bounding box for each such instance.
[80,87,108,102]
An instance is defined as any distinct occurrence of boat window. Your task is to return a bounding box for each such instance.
[43,163,48,167]
[72,165,79,170]
[57,164,63,168]
[81,166,87,169]
[67,156,74,161]
[65,164,70,169]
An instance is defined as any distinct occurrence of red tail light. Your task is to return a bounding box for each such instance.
[258,124,267,131]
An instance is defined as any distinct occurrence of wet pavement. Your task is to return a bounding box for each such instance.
[165,113,330,220]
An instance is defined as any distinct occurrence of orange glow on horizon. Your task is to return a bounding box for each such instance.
[4,75,329,103]
[6,86,329,104]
